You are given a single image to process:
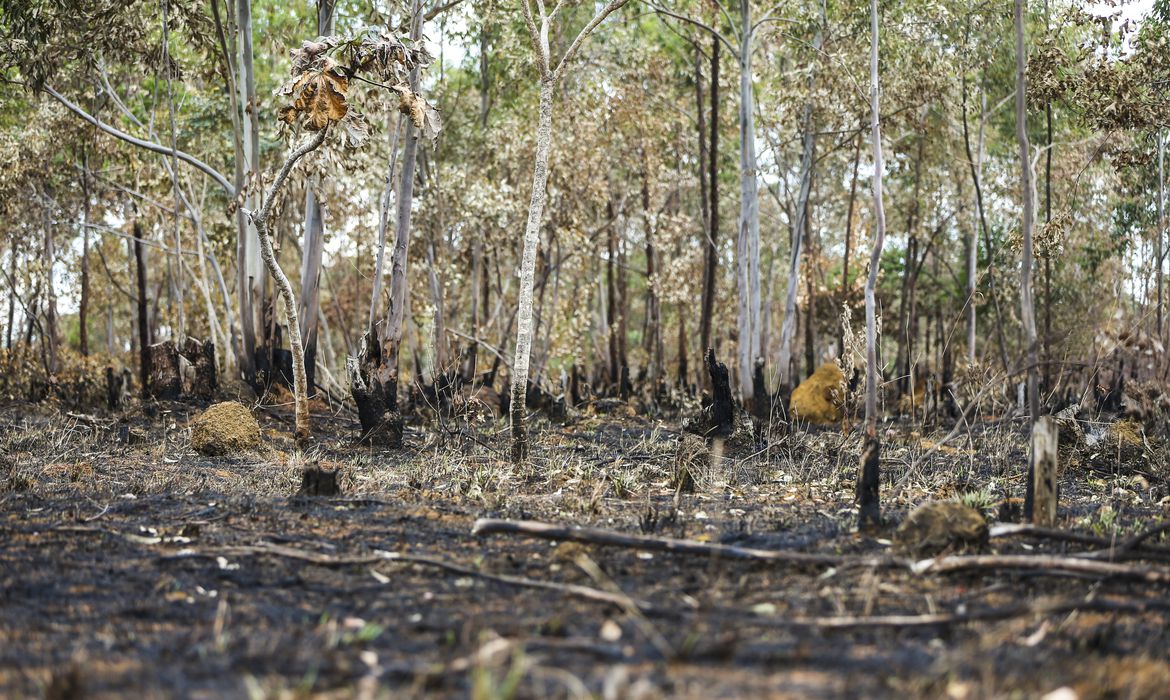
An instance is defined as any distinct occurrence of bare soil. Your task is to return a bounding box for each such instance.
[2,399,1169,699]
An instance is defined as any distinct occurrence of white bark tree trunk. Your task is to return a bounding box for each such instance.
[251,130,328,448]
[777,16,824,400]
[1016,0,1041,518]
[237,0,265,369]
[735,0,761,402]
[510,77,555,462]
[859,0,887,528]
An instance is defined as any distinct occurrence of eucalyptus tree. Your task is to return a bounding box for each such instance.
[858,0,886,529]
[776,1,824,411]
[648,0,781,405]
[509,0,631,462]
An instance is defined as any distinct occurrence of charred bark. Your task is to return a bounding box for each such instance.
[684,348,735,438]
[346,329,403,447]
[147,341,181,400]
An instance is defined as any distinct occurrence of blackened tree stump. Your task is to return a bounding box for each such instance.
[347,330,404,448]
[147,341,181,400]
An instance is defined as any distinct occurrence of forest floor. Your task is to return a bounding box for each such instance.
[2,396,1170,699]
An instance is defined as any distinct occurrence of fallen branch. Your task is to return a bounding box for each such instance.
[991,522,1170,562]
[165,543,661,612]
[914,553,1170,583]
[739,595,1170,630]
[472,518,895,568]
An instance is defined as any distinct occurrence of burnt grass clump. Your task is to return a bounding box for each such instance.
[2,399,1170,698]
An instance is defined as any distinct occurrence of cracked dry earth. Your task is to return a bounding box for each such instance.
[2,402,1170,699]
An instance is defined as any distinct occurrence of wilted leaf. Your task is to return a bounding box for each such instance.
[279,59,350,131]
[338,111,370,149]
[398,90,426,130]
[421,102,442,145]
[396,89,442,145]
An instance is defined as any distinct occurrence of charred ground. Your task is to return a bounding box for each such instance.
[1,398,1169,699]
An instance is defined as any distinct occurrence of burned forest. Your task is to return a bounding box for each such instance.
[2,0,1170,697]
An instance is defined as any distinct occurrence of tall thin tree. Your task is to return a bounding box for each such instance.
[858,0,886,529]
[510,0,631,462]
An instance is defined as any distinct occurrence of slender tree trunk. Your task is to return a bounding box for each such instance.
[238,0,266,379]
[40,198,59,376]
[357,0,425,436]
[79,160,91,357]
[895,135,924,400]
[606,200,619,386]
[299,188,325,393]
[251,130,328,448]
[961,74,1010,371]
[839,128,862,359]
[133,222,151,395]
[1016,0,1040,516]
[778,15,823,404]
[1042,0,1053,389]
[5,248,15,350]
[511,77,555,461]
[212,0,249,376]
[699,38,720,384]
[859,0,886,529]
[641,166,663,390]
[965,169,977,364]
[298,0,335,394]
[162,0,186,341]
[1159,131,1166,344]
[779,105,816,400]
[736,0,761,402]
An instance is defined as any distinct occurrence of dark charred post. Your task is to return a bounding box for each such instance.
[147,341,181,400]
[676,309,689,390]
[684,348,736,438]
[105,367,123,409]
[570,363,582,407]
[620,365,631,402]
[346,329,404,447]
[858,434,881,529]
[133,222,150,397]
[751,357,769,425]
[707,349,735,436]
[699,38,720,389]
[606,201,620,388]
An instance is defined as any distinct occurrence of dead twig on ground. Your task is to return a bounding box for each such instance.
[472,518,897,568]
[734,595,1170,630]
[991,522,1170,562]
[163,543,664,613]
[914,552,1170,583]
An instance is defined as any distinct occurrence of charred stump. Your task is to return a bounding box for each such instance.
[146,341,181,400]
[181,338,217,400]
[105,367,125,410]
[683,348,735,438]
[751,358,770,425]
[346,329,403,447]
[298,463,341,496]
[857,434,882,530]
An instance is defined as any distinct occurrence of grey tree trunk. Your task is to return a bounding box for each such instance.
[777,13,823,403]
[251,130,329,448]
[41,198,59,376]
[859,0,887,529]
[298,0,336,394]
[699,38,720,387]
[237,0,265,377]
[510,77,555,462]
[1158,131,1165,343]
[79,161,91,356]
[735,0,761,403]
[1016,0,1041,517]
